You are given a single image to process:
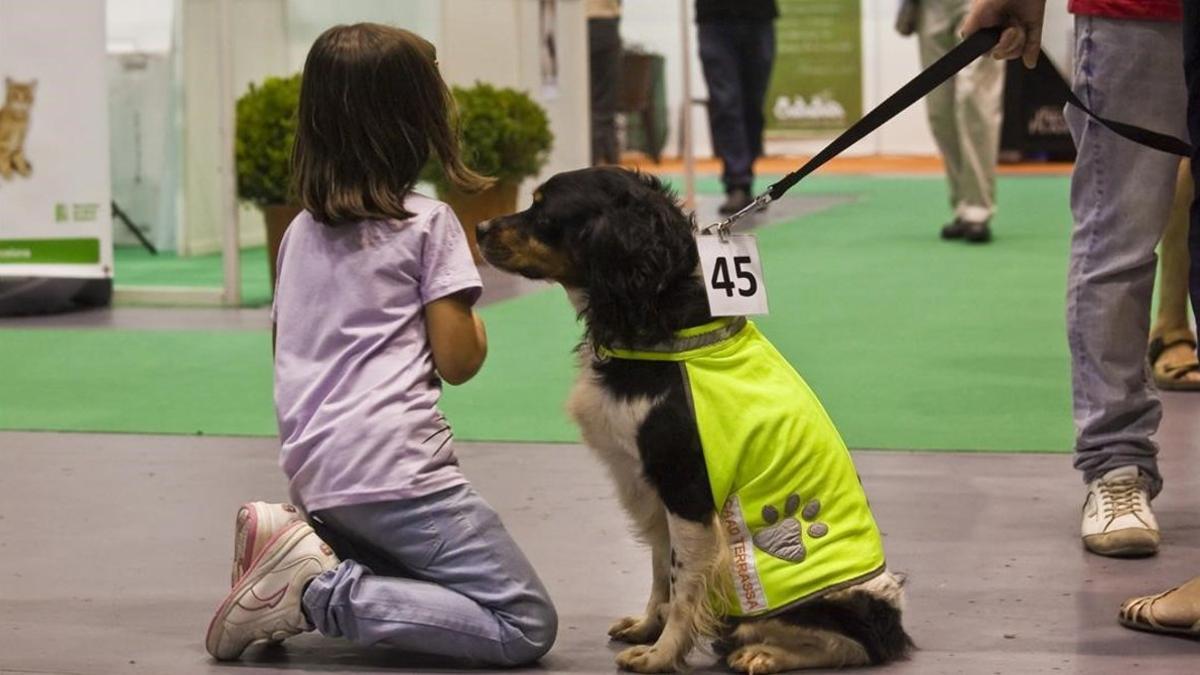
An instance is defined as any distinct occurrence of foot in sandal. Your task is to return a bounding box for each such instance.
[1148,332,1200,391]
[1120,575,1200,637]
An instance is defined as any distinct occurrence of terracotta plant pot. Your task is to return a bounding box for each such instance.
[261,203,303,291]
[438,182,520,263]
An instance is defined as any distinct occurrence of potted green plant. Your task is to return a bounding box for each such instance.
[235,73,301,289]
[423,82,553,261]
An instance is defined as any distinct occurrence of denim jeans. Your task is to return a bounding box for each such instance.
[1065,16,1188,496]
[302,484,558,666]
[589,17,621,165]
[698,20,775,193]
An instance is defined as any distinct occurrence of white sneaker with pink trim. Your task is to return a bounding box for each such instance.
[232,502,303,585]
[206,520,337,660]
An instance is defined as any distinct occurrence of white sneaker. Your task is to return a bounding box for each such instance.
[232,502,303,585]
[1081,466,1160,557]
[205,520,337,660]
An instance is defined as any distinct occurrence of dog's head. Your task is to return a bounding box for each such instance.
[477,167,701,347]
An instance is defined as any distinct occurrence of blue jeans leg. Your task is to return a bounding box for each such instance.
[738,22,775,162]
[302,484,557,666]
[1065,16,1188,496]
[1186,1,1200,351]
[699,22,755,191]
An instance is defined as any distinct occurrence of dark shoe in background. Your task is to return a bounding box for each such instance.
[941,219,992,243]
[719,188,753,215]
[964,221,992,243]
[940,219,969,240]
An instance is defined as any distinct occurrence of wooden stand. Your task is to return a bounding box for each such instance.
[261,203,303,290]
[439,182,519,263]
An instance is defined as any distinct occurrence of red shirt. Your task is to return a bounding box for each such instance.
[1068,0,1181,21]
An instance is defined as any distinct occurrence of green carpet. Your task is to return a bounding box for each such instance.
[114,246,273,307]
[446,174,1075,451]
[0,329,275,437]
[1,175,1075,452]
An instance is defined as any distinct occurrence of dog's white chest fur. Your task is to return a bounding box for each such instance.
[562,288,657,469]
[566,350,672,552]
[567,351,657,463]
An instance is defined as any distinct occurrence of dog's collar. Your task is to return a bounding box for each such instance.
[598,317,749,361]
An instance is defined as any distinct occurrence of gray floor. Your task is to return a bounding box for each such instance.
[1,391,1199,675]
[4,192,1199,673]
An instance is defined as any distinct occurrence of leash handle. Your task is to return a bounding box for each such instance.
[701,27,1192,236]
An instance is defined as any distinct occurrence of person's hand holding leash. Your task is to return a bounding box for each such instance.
[960,0,1046,68]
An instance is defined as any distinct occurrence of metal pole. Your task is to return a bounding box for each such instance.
[216,0,241,306]
[679,0,696,210]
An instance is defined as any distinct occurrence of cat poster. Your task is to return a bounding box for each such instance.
[0,78,36,182]
[0,0,112,289]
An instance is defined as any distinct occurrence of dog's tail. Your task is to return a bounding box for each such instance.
[693,514,735,643]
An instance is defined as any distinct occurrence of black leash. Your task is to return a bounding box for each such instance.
[702,27,1193,234]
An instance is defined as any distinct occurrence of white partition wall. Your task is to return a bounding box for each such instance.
[860,0,935,156]
[180,0,289,259]
[285,0,442,65]
[440,0,590,190]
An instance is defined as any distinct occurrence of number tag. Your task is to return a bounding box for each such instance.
[696,233,769,316]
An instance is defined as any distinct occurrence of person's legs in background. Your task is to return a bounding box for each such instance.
[946,20,1004,243]
[1117,1,1200,635]
[588,16,621,166]
[1149,159,1200,390]
[735,19,776,191]
[919,0,980,241]
[1066,15,1186,558]
[304,484,558,666]
[698,22,753,215]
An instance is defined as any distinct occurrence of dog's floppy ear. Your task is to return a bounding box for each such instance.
[581,178,697,348]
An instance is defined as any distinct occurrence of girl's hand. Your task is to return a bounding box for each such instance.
[425,291,488,385]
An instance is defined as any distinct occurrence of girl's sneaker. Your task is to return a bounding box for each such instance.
[206,520,337,660]
[233,502,303,585]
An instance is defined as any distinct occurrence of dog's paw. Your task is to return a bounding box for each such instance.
[615,645,679,673]
[727,644,786,674]
[608,615,664,644]
[751,493,829,563]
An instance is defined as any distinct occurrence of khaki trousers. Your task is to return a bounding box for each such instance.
[917,0,1005,223]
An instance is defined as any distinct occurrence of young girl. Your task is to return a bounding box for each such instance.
[205,23,557,666]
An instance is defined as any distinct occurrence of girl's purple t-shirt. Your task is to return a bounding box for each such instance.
[271,194,481,512]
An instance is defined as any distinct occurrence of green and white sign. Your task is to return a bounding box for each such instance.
[766,0,863,138]
[0,0,112,280]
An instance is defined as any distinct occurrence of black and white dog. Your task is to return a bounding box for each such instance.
[477,167,912,673]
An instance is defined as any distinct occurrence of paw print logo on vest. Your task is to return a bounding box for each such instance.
[751,493,829,563]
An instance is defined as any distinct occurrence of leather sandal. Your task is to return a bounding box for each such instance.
[1119,586,1200,638]
[1148,333,1200,391]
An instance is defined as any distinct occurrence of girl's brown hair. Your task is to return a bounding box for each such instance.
[292,23,491,225]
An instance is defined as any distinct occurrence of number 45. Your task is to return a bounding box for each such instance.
[710,256,758,298]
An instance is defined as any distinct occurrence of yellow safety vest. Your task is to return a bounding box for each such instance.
[602,318,886,617]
